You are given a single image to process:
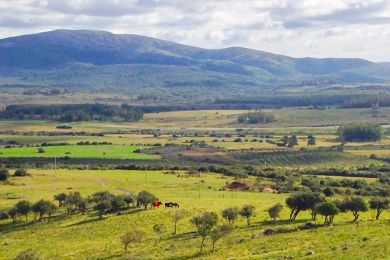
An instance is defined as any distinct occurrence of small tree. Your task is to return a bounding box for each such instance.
[120,229,145,255]
[239,204,255,226]
[191,212,218,253]
[222,207,239,223]
[153,224,166,241]
[37,147,45,153]
[286,192,324,220]
[44,204,56,222]
[8,207,18,223]
[287,135,298,147]
[0,210,8,221]
[268,203,283,221]
[15,200,31,221]
[77,199,88,214]
[307,134,316,146]
[336,197,368,221]
[210,224,232,252]
[32,200,54,221]
[369,197,390,220]
[111,195,126,212]
[136,191,158,209]
[315,202,340,224]
[0,168,9,181]
[94,200,112,219]
[171,210,187,234]
[54,193,68,207]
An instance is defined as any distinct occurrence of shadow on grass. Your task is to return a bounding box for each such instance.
[66,217,103,227]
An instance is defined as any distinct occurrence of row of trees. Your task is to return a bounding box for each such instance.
[0,104,144,122]
[238,111,276,124]
[0,190,158,223]
[285,192,389,223]
[338,123,383,142]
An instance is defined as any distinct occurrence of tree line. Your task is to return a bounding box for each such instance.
[0,104,144,122]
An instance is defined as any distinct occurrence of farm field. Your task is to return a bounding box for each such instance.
[0,145,156,159]
[1,107,390,133]
[0,169,388,259]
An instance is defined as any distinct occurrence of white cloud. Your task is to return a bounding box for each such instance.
[0,0,389,61]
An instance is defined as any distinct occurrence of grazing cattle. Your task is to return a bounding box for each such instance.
[165,202,180,208]
[152,201,162,208]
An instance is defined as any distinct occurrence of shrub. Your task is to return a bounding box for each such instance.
[14,249,41,260]
[14,168,28,177]
[0,168,10,181]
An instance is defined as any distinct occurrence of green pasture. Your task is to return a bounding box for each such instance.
[0,145,156,159]
[0,169,388,259]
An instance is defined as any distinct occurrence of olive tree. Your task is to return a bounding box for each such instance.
[94,200,112,219]
[369,197,389,220]
[54,193,67,207]
[191,212,218,253]
[315,202,340,224]
[8,207,18,223]
[239,204,255,226]
[210,224,232,252]
[120,229,145,255]
[222,207,239,223]
[171,210,187,234]
[136,191,158,209]
[336,197,368,221]
[286,192,324,220]
[15,200,31,221]
[32,200,55,222]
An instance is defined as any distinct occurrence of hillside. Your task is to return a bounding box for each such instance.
[0,29,390,94]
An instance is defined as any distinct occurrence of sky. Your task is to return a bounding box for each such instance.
[1,0,390,61]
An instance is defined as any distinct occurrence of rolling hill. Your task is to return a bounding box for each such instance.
[0,29,389,95]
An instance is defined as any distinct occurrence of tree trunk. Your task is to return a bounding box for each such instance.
[247,217,250,226]
[376,209,382,220]
[212,241,216,252]
[200,237,206,253]
[173,221,177,234]
[25,214,28,222]
[124,244,128,255]
[289,209,295,220]
[353,212,359,221]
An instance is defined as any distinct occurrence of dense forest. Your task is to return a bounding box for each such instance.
[0,104,144,122]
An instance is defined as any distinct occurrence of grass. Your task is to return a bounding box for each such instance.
[0,169,388,259]
[0,145,156,159]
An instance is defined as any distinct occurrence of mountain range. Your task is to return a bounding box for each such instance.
[0,29,389,95]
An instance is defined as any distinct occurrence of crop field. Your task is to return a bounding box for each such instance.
[0,169,388,259]
[0,145,156,159]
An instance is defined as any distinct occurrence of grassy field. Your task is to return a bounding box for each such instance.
[1,107,390,133]
[0,169,388,259]
[0,145,156,159]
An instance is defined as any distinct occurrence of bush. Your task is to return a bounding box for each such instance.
[315,202,339,224]
[338,123,383,142]
[0,168,9,181]
[14,168,28,177]
[14,249,41,260]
